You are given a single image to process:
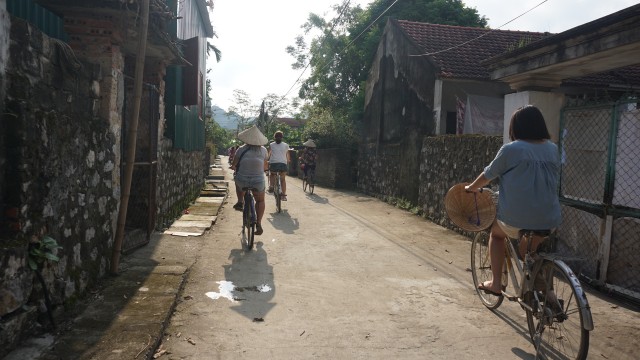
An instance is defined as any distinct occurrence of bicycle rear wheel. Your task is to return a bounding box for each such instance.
[274,175,282,213]
[309,170,315,194]
[471,231,503,309]
[526,261,589,360]
[243,193,255,250]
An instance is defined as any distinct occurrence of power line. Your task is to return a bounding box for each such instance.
[409,0,550,57]
[277,0,400,106]
[278,0,353,103]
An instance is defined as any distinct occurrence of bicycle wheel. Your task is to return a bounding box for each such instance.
[302,177,308,192]
[275,175,282,213]
[471,231,503,309]
[526,261,589,360]
[309,170,315,194]
[243,193,255,250]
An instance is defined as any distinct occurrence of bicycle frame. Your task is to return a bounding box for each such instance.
[501,234,594,330]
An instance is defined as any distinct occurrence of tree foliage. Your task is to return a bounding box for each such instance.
[287,0,487,148]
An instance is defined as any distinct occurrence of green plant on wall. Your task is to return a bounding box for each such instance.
[28,234,62,328]
[28,235,62,270]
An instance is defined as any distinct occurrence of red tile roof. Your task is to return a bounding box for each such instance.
[395,20,551,80]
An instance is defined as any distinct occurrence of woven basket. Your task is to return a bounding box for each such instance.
[444,183,497,232]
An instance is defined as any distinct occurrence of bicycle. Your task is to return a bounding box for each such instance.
[302,165,315,194]
[273,172,283,213]
[241,187,257,250]
[471,214,594,359]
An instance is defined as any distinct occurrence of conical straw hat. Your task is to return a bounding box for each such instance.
[444,183,496,232]
[237,125,268,145]
[302,139,316,147]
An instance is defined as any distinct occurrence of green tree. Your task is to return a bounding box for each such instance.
[287,0,487,147]
[227,89,257,133]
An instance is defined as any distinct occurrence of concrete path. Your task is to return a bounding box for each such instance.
[6,156,640,360]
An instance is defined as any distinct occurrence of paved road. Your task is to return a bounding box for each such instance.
[158,159,640,359]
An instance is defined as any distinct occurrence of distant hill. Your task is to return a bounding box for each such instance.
[211,105,240,130]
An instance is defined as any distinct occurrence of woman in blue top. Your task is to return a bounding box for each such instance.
[465,105,561,295]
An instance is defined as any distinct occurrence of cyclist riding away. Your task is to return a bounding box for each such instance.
[231,126,269,235]
[299,139,317,181]
[465,105,561,296]
[267,130,290,201]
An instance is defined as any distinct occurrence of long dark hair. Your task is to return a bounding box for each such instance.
[508,105,551,141]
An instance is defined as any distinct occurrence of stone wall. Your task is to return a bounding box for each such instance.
[1,18,119,354]
[357,131,424,203]
[295,148,354,189]
[156,138,206,230]
[418,135,502,234]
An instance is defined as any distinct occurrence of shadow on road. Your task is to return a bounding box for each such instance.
[306,193,329,204]
[490,309,536,359]
[223,242,276,321]
[267,210,299,234]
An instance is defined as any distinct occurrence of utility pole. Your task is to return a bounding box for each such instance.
[110,0,150,274]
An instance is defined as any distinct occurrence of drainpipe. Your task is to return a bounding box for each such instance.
[111,0,150,274]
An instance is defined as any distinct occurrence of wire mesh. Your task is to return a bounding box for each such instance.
[558,98,640,296]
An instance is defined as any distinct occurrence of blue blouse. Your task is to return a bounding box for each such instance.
[484,140,561,230]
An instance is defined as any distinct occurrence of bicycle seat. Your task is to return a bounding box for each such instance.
[520,229,552,237]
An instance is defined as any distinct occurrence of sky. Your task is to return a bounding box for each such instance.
[207,0,639,113]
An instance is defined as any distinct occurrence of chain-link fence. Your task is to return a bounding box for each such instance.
[558,97,640,300]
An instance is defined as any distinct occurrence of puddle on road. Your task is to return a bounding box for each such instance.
[206,281,272,302]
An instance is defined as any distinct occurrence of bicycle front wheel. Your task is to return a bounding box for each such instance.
[471,231,503,309]
[526,261,589,360]
[302,178,308,192]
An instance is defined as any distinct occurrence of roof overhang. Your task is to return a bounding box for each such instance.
[36,0,186,63]
[482,4,640,90]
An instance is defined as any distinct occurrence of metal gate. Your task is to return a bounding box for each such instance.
[121,81,159,253]
[558,96,640,300]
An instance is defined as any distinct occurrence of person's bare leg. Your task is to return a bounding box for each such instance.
[254,192,265,226]
[269,172,275,191]
[280,172,287,195]
[482,221,507,293]
[234,183,244,206]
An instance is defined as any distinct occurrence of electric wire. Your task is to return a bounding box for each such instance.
[279,0,400,104]
[409,0,550,57]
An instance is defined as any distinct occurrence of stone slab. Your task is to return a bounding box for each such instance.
[171,220,212,229]
[163,230,203,237]
[179,214,217,222]
[195,197,224,204]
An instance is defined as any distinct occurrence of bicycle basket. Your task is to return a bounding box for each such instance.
[444,183,496,232]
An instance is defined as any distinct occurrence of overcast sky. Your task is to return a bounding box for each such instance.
[207,0,638,113]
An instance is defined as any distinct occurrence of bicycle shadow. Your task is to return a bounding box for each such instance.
[488,309,537,359]
[266,210,299,234]
[223,242,276,321]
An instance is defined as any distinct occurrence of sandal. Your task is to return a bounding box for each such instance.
[255,224,263,235]
[232,202,243,211]
[477,282,502,296]
[281,194,287,201]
